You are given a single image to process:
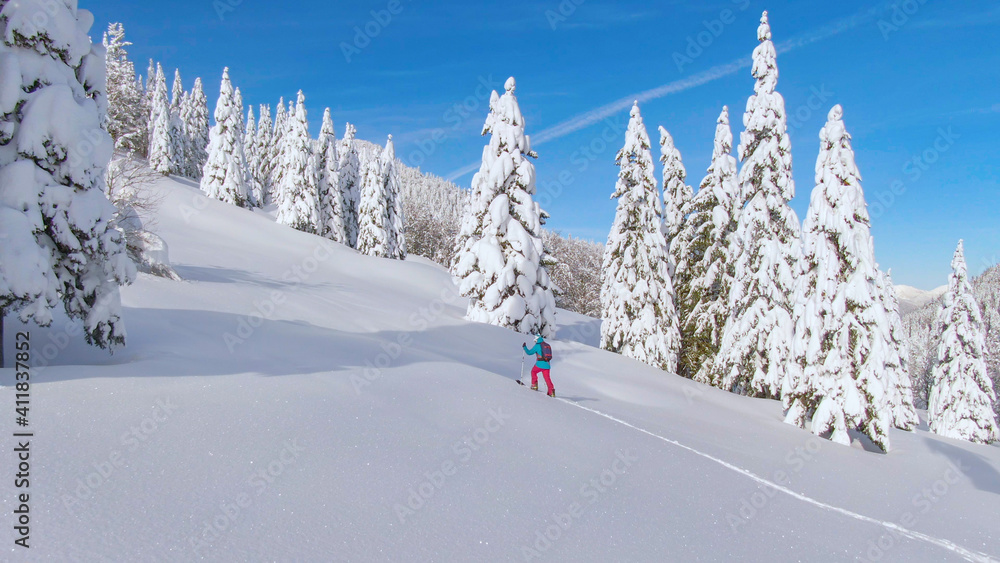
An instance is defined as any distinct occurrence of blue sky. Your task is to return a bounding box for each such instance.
[90,0,999,289]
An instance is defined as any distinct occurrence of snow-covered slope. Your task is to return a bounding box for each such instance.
[2,176,999,562]
[896,284,948,315]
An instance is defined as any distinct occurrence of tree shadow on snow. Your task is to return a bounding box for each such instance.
[923,437,1000,495]
[11,306,590,392]
[166,175,200,189]
[172,264,347,293]
[913,410,931,432]
[847,429,892,454]
[555,314,602,348]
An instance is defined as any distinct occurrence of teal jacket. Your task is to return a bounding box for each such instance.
[523,342,551,369]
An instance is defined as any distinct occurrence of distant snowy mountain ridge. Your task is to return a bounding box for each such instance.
[895,283,948,315]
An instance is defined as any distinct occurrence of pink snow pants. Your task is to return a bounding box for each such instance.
[531,365,553,392]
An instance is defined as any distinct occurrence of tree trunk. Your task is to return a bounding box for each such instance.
[0,309,5,369]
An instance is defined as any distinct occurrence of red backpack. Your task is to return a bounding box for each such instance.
[538,342,553,362]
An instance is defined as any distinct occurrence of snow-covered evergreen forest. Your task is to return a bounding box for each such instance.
[585,13,997,450]
[104,23,603,316]
[18,12,998,452]
[108,27,408,260]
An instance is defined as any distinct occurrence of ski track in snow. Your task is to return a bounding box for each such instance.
[556,398,1000,563]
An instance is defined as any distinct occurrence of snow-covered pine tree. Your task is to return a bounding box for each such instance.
[253,104,274,204]
[243,106,263,207]
[0,0,136,354]
[714,11,801,399]
[317,109,347,243]
[270,97,288,196]
[181,77,210,179]
[356,145,390,256]
[273,97,287,134]
[451,92,495,279]
[200,68,249,207]
[147,64,173,175]
[282,98,295,173]
[304,144,323,234]
[338,123,362,247]
[170,69,184,114]
[141,58,155,144]
[598,103,681,370]
[175,90,190,166]
[782,105,890,451]
[671,107,740,383]
[234,88,244,125]
[145,59,155,95]
[928,241,1000,444]
[382,135,406,260]
[103,23,147,156]
[232,86,251,195]
[451,77,556,337]
[659,126,692,252]
[168,69,187,175]
[979,276,1000,422]
[878,269,919,430]
[275,91,319,233]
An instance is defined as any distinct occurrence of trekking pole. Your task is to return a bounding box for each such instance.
[517,354,526,386]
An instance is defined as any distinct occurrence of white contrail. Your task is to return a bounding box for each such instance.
[445,4,887,182]
[446,161,482,182]
[534,5,886,145]
[531,59,749,148]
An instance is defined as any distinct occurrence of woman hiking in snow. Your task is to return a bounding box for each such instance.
[523,335,555,397]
